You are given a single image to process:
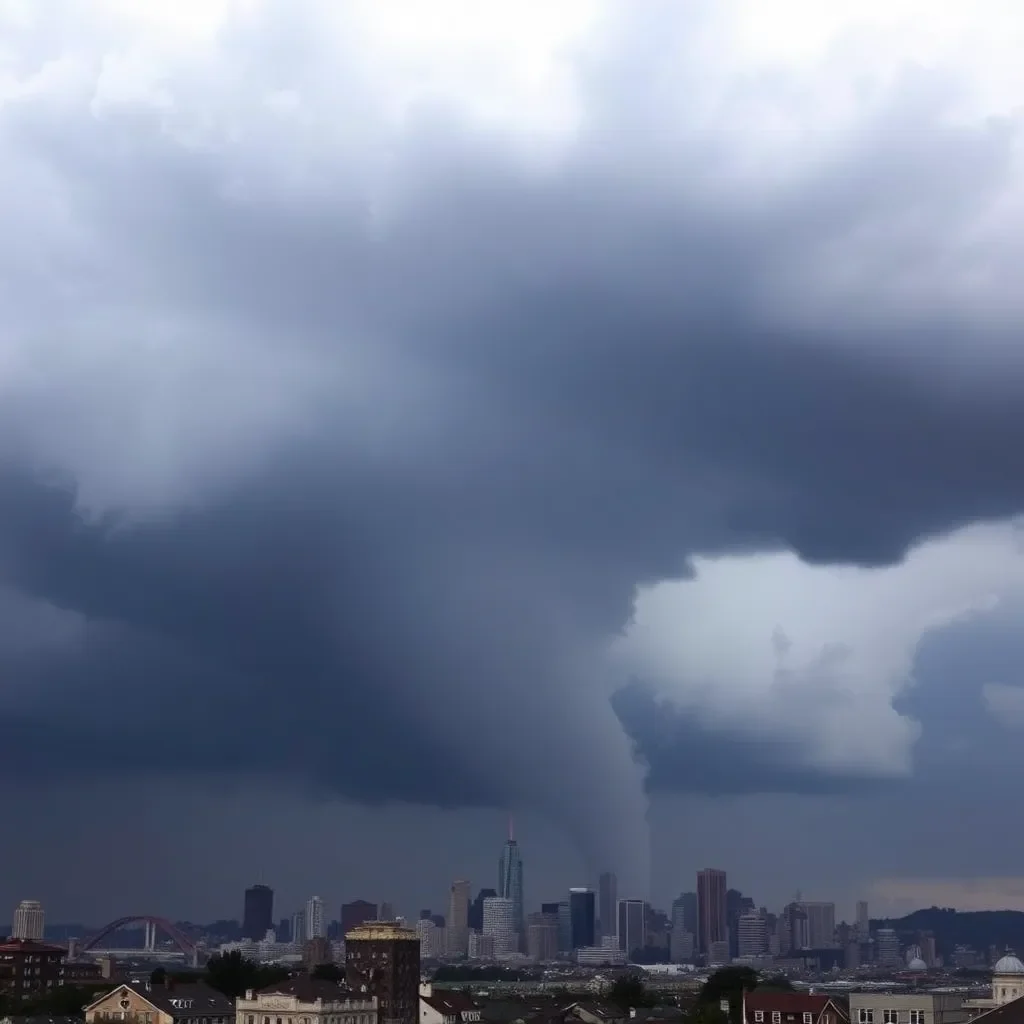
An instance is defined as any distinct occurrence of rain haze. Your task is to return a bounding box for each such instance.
[4,0,1024,925]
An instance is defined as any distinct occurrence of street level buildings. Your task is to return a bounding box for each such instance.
[235,978,376,1024]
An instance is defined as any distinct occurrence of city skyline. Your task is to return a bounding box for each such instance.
[8,0,1024,922]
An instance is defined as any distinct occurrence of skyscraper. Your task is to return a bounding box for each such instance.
[242,885,274,940]
[469,889,497,931]
[598,872,618,939]
[482,897,516,959]
[498,821,524,947]
[341,900,378,935]
[569,888,595,950]
[616,899,645,957]
[856,900,869,939]
[696,869,727,956]
[306,896,325,939]
[11,900,44,941]
[797,901,836,948]
[447,880,470,956]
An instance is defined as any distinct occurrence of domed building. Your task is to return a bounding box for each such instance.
[964,953,1024,1019]
[906,957,928,973]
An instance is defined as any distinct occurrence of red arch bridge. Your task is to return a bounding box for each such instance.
[80,916,201,966]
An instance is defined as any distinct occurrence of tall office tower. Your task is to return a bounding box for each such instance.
[415,918,444,959]
[341,900,378,935]
[696,869,727,956]
[737,912,768,957]
[781,901,808,952]
[11,900,44,941]
[346,921,420,1024]
[598,872,618,939]
[482,897,517,959]
[498,821,524,948]
[242,884,274,940]
[569,888,595,950]
[876,927,900,966]
[380,902,395,921]
[447,880,471,956]
[291,908,305,946]
[278,917,292,943]
[526,911,559,962]
[306,896,325,939]
[797,901,836,948]
[556,901,572,952]
[856,900,869,939]
[616,899,645,958]
[726,889,754,958]
[469,889,497,931]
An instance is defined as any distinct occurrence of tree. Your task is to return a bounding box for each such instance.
[698,966,759,1024]
[204,950,289,999]
[311,963,344,982]
[608,976,655,1012]
[151,967,168,987]
[690,1005,729,1024]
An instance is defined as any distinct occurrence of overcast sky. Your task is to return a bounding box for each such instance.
[6,0,1024,929]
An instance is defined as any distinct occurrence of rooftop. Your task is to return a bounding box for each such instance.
[253,978,367,1004]
[345,922,417,942]
[0,939,65,954]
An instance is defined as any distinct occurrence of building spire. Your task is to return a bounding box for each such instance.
[508,814,514,842]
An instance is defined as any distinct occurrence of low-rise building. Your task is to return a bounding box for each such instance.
[236,977,377,1024]
[743,992,849,1024]
[0,939,69,1000]
[85,982,233,1024]
[419,990,481,1024]
[848,992,969,1024]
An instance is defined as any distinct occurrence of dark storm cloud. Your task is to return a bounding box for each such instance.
[4,2,1024,877]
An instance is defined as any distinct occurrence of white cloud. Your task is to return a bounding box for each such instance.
[613,522,1024,778]
[982,681,1024,727]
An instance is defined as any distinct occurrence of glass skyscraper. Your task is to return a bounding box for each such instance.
[498,821,524,947]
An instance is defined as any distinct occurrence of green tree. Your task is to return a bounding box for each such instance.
[698,966,759,1024]
[608,976,655,1012]
[204,950,289,999]
[311,963,344,982]
[690,1005,730,1024]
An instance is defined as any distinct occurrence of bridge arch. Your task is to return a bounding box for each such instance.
[82,915,196,955]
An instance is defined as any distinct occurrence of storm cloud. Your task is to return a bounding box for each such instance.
[4,0,1024,899]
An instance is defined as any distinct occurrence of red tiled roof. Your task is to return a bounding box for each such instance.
[745,994,831,1014]
[0,939,65,954]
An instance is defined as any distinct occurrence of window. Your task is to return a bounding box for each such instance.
[859,1011,874,1024]
[804,1015,814,1023]
[909,1012,924,1024]
[773,1014,781,1023]
[248,1017,255,1024]
[884,1011,898,1024]
[754,1013,764,1022]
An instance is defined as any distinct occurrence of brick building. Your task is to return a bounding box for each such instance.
[346,922,419,1024]
[0,939,68,1000]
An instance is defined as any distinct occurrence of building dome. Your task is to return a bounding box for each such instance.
[994,955,1024,975]
[907,958,927,972]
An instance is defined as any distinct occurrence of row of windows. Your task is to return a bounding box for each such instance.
[857,1009,925,1024]
[753,1013,815,1023]
[242,1015,372,1024]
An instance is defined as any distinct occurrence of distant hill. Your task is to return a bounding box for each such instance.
[872,907,1024,957]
